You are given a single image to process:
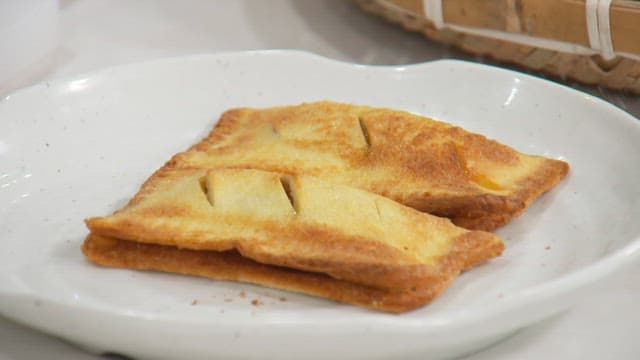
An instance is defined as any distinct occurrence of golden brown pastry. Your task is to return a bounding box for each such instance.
[82,101,568,312]
[86,168,503,293]
[166,101,569,230]
[82,234,457,313]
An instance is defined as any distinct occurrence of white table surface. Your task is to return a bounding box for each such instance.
[1,1,639,359]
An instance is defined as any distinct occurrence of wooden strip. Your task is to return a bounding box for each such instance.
[442,0,512,30]
[520,48,557,70]
[386,0,424,15]
[567,57,605,84]
[388,0,640,57]
[511,0,590,46]
[441,0,591,46]
[611,0,640,55]
[490,39,536,63]
[605,57,638,88]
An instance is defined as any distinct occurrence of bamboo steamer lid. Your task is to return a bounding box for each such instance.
[355,0,640,93]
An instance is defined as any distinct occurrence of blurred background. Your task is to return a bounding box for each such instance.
[1,1,638,359]
[2,0,638,115]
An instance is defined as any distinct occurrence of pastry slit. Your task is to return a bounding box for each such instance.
[279,176,297,213]
[358,116,372,150]
[199,175,215,207]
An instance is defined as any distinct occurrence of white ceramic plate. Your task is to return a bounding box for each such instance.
[1,51,639,360]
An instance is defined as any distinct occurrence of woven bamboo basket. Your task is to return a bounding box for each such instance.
[355,0,640,93]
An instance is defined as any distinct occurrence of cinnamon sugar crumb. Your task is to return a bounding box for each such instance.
[191,299,198,305]
[239,291,246,299]
[279,297,287,302]
[251,299,263,306]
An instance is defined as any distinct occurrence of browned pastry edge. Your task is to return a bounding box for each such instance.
[86,164,504,293]
[82,234,460,313]
[86,192,504,293]
[426,157,570,230]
